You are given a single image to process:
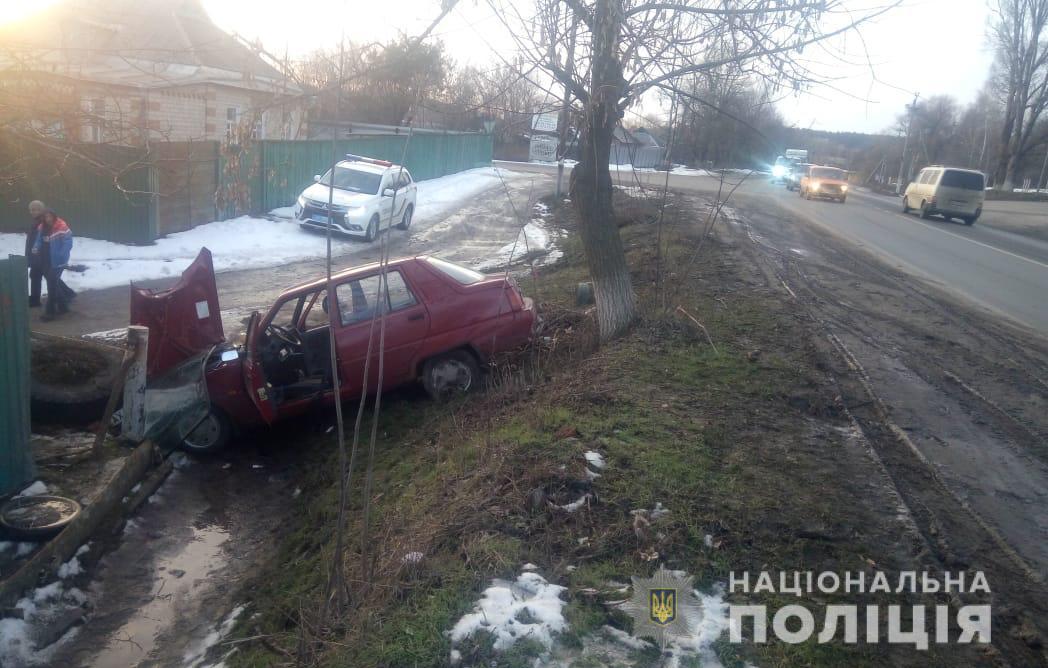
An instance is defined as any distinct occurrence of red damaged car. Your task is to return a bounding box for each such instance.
[131,250,536,452]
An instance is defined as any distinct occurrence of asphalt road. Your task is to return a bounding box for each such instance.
[497,161,1048,333]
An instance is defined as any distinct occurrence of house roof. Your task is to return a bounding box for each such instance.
[613,126,661,148]
[0,0,297,93]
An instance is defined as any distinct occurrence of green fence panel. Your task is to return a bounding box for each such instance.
[0,138,155,244]
[0,255,34,497]
[249,133,494,213]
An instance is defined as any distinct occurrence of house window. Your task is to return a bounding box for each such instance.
[225,106,240,138]
[251,111,265,140]
[87,98,105,143]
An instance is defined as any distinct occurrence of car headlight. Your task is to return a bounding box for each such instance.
[812,181,821,191]
[841,184,849,192]
[772,165,787,178]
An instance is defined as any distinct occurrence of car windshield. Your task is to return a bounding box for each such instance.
[940,170,985,190]
[426,256,486,284]
[811,167,845,180]
[319,166,382,194]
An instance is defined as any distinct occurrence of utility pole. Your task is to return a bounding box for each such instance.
[896,93,919,195]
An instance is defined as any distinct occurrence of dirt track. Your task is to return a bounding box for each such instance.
[726,196,1048,661]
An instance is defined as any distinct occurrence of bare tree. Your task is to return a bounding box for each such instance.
[492,0,901,341]
[990,0,1048,189]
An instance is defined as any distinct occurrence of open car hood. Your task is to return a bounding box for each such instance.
[130,248,225,378]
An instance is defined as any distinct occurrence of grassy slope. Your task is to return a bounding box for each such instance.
[230,193,979,667]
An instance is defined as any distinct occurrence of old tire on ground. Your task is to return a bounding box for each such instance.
[365,215,380,242]
[0,495,82,541]
[422,350,481,402]
[181,407,231,454]
[397,204,414,230]
[30,333,123,426]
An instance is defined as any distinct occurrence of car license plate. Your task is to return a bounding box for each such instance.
[310,213,330,225]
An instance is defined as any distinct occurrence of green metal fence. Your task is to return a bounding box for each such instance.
[1,132,492,242]
[225,133,493,217]
[0,255,34,497]
[0,137,156,244]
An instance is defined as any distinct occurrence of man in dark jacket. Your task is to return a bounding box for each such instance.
[26,200,46,307]
[32,210,75,321]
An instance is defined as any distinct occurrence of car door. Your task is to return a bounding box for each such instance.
[389,171,412,225]
[242,312,277,425]
[378,172,396,229]
[332,269,431,396]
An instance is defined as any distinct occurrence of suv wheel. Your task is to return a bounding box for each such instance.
[365,215,379,241]
[397,204,414,231]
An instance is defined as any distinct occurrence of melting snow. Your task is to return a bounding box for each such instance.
[183,604,244,668]
[449,572,567,658]
[0,579,86,666]
[15,481,48,497]
[556,495,591,513]
[583,451,605,470]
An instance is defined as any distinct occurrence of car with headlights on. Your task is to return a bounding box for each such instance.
[294,154,416,241]
[799,165,849,203]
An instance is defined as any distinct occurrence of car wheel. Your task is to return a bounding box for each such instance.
[839,196,847,203]
[365,215,379,242]
[920,201,933,219]
[182,408,231,454]
[902,196,910,213]
[397,204,414,231]
[963,217,976,226]
[422,350,480,402]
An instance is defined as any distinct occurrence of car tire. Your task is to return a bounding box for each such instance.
[422,350,481,402]
[365,215,379,242]
[839,196,847,203]
[397,204,414,230]
[902,196,910,213]
[920,201,933,219]
[181,407,231,454]
[963,217,976,226]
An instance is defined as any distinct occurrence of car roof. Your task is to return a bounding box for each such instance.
[278,256,445,298]
[924,165,984,174]
[335,160,406,174]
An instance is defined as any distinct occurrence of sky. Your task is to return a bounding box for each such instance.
[0,0,994,135]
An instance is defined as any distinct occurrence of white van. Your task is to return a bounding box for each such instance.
[902,166,985,225]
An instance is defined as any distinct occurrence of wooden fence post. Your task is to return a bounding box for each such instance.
[121,326,149,442]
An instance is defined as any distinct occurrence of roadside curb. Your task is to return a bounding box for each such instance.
[0,440,168,609]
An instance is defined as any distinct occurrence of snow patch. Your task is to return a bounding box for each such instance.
[15,481,48,497]
[183,604,244,668]
[0,579,86,666]
[556,495,591,513]
[473,222,551,272]
[449,572,567,658]
[583,451,605,470]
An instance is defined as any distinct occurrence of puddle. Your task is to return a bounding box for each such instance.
[49,466,236,668]
[88,524,228,667]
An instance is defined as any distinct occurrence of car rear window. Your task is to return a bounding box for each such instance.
[425,257,485,285]
[939,170,984,190]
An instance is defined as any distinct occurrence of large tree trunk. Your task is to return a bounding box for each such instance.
[570,0,637,342]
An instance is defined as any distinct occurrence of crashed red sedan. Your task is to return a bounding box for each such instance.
[131,250,536,451]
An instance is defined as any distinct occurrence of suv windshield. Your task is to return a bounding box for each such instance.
[940,170,985,190]
[811,167,845,180]
[319,166,382,194]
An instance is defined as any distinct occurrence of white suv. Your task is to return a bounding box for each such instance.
[294,155,417,241]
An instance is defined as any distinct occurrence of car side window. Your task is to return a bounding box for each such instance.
[386,271,417,310]
[336,271,417,326]
[338,275,382,326]
[301,289,330,330]
[917,170,928,185]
